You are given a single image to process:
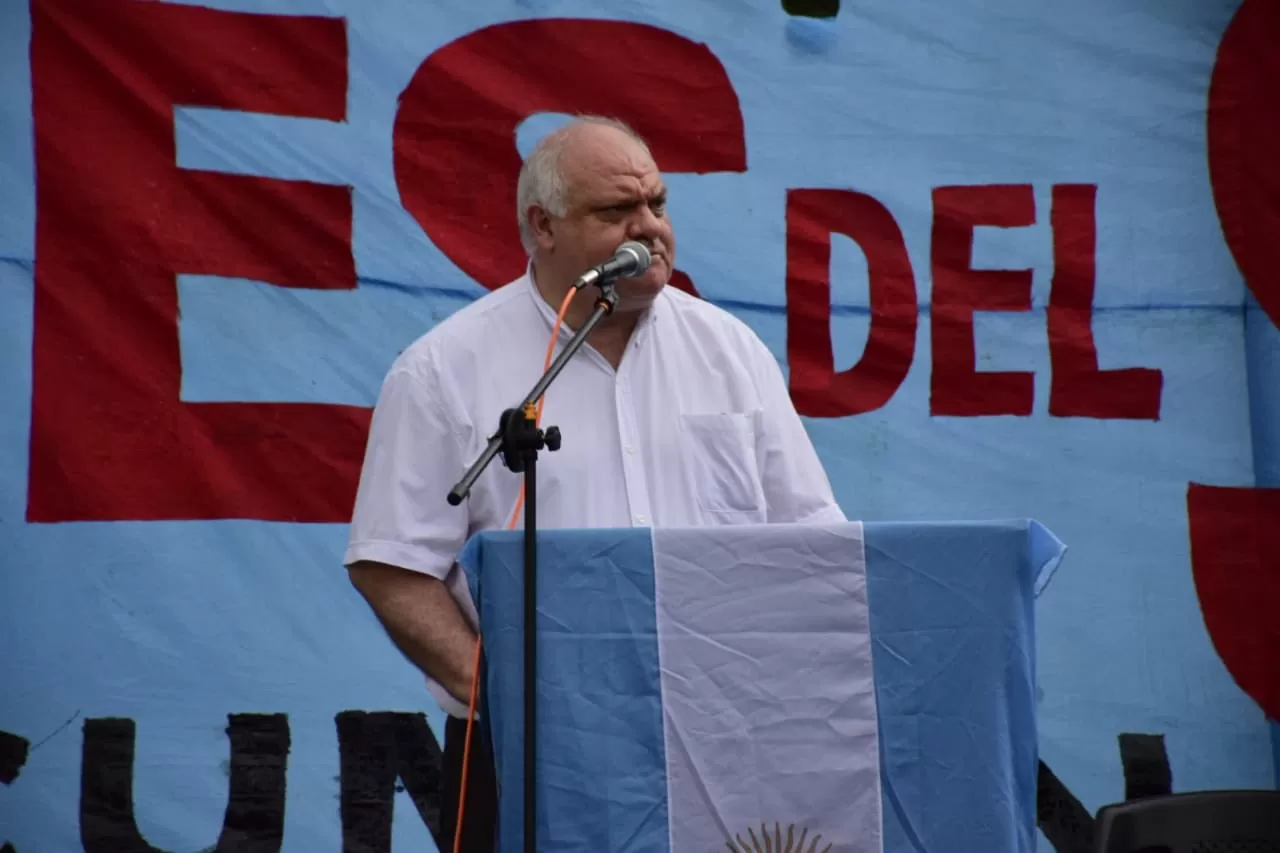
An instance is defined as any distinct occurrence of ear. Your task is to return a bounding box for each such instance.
[526,205,556,252]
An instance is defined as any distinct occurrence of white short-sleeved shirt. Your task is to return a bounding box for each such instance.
[344,270,846,716]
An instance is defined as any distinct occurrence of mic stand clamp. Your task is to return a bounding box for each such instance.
[497,405,561,475]
[447,283,620,853]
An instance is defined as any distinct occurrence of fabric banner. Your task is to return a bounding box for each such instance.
[461,520,1064,853]
[3,0,1278,851]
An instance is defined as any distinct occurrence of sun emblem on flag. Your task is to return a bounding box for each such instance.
[726,822,832,853]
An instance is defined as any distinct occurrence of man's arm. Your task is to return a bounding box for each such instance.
[347,560,477,705]
[342,353,479,712]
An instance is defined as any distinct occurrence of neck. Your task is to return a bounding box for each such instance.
[531,258,642,366]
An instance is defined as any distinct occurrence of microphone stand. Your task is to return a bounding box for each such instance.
[447,283,620,853]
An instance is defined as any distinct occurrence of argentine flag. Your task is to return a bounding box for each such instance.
[460,520,1061,853]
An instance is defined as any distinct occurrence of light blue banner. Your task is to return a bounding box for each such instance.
[2,1,1275,852]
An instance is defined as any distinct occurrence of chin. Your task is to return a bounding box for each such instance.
[618,273,665,301]
[640,262,671,290]
[607,281,659,315]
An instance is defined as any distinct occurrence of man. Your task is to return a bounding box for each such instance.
[343,116,845,851]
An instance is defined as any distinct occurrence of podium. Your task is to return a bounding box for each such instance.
[458,519,1065,853]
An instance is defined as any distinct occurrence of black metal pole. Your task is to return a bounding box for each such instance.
[444,286,619,853]
[523,451,537,853]
[447,288,620,508]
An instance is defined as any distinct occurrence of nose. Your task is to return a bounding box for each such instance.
[626,203,664,245]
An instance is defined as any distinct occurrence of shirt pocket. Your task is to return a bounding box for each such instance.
[679,412,764,517]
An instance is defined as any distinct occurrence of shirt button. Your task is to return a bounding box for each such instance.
[635,514,647,524]
[625,444,635,454]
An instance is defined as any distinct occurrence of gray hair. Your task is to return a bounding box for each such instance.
[515,115,652,255]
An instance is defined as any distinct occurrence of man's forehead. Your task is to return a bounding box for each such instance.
[563,165,662,208]
[566,173,664,209]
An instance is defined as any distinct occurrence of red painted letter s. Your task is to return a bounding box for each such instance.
[392,18,747,296]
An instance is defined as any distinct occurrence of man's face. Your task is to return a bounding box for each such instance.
[536,126,675,310]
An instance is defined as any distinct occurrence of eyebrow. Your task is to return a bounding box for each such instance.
[594,188,668,211]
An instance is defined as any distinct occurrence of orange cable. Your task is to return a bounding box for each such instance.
[452,285,576,853]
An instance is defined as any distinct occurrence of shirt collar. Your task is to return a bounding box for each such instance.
[523,261,662,342]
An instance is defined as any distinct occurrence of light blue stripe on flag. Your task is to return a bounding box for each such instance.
[462,528,670,852]
[865,520,1063,853]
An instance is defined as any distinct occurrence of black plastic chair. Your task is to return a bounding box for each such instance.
[1095,790,1280,853]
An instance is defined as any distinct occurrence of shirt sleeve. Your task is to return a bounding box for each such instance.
[343,354,471,578]
[748,336,848,524]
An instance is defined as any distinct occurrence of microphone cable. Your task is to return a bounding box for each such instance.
[452,283,577,853]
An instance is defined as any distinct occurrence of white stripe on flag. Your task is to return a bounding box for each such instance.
[653,522,882,853]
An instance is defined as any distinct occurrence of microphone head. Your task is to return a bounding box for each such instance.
[617,241,652,274]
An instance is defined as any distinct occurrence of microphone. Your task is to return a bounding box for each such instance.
[572,241,652,290]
